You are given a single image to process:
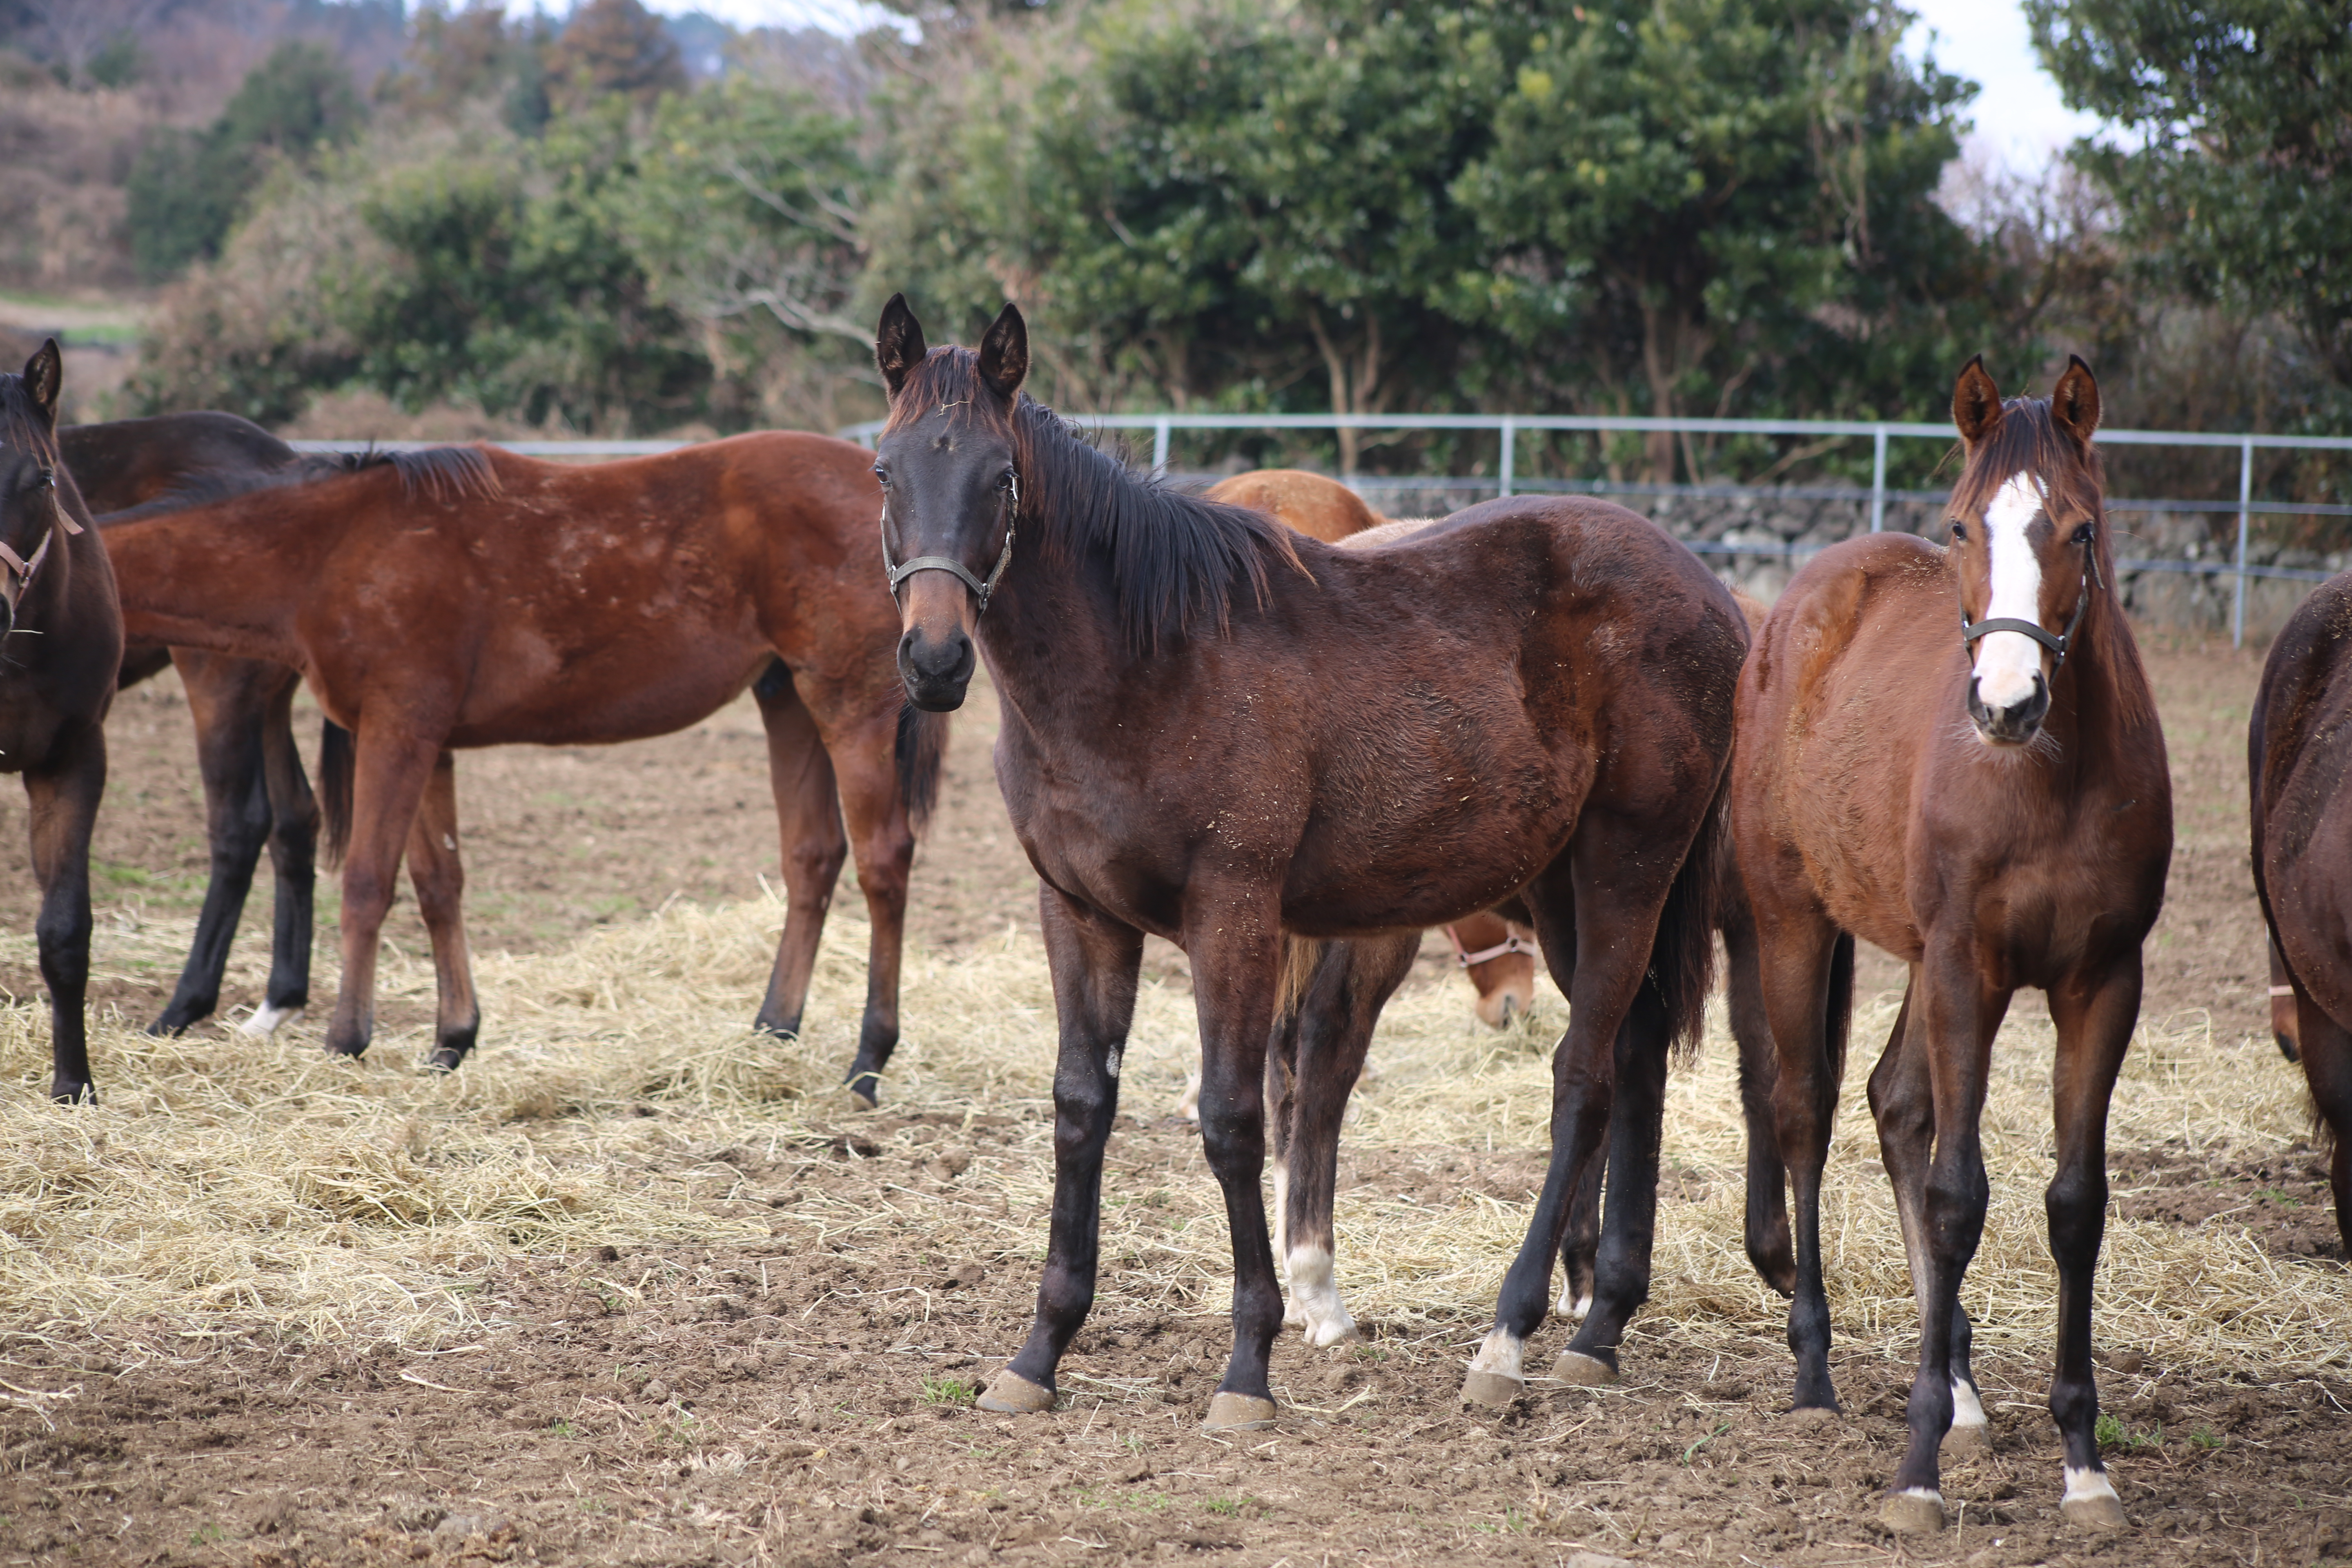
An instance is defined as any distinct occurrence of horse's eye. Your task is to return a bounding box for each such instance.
[35,466,53,491]
[872,466,891,487]
[1950,521,1967,543]
[999,469,1017,490]
[2071,523,2094,546]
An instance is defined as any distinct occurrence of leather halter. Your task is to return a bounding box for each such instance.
[1446,924,1539,969]
[880,473,1018,615]
[1959,543,2098,669]
[0,465,82,603]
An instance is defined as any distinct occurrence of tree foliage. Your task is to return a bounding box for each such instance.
[2030,0,2352,407]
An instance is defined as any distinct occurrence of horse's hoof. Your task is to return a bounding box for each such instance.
[239,1002,303,1040]
[1941,1421,1991,1458]
[1553,1350,1618,1387]
[325,1040,368,1060]
[47,1081,94,1106]
[1303,1317,1361,1350]
[2062,1492,2129,1530]
[427,1049,466,1074]
[1460,1370,1524,1408]
[1201,1392,1277,1432]
[839,1073,881,1111]
[1879,1490,1946,1535]
[975,1370,1054,1414]
[1785,1404,1840,1430]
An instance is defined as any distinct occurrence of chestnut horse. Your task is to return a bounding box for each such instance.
[2251,568,2352,1252]
[869,298,1743,1428]
[65,412,326,1038]
[0,343,125,1101]
[100,435,946,1092]
[1734,357,2169,1534]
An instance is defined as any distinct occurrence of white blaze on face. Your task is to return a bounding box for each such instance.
[1973,472,2049,712]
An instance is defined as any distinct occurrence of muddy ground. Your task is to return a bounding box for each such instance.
[0,637,2345,1568]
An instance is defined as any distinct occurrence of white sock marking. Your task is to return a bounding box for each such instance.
[1174,1068,1201,1123]
[1555,1286,1592,1318]
[240,1002,303,1038]
[1285,1245,1359,1347]
[1972,472,2049,713]
[2063,1464,2119,1505]
[1104,1045,1121,1080]
[1468,1327,1525,1382]
[1950,1376,1987,1430]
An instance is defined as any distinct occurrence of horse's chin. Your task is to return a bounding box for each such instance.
[904,677,970,713]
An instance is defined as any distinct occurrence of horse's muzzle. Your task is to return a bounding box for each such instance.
[898,626,975,712]
[1967,670,2049,745]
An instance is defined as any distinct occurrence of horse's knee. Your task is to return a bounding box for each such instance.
[786,836,846,892]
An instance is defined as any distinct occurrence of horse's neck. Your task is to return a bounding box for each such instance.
[104,490,331,665]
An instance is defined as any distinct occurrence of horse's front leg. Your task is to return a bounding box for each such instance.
[325,722,445,1059]
[25,720,105,1102]
[403,753,479,1070]
[2043,956,2140,1531]
[1183,891,1287,1428]
[1879,939,2005,1535]
[977,884,1143,1415]
[829,707,921,1107]
[250,671,318,1036]
[151,650,271,1036]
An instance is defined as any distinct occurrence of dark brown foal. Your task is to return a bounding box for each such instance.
[1734,357,2169,1535]
[0,343,125,1100]
[869,298,1742,1428]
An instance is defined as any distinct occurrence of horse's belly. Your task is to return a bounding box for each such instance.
[448,635,762,747]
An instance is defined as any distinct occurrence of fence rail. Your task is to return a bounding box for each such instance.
[301,412,2352,647]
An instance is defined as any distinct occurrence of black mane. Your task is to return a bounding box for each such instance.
[105,443,502,521]
[895,347,1304,650]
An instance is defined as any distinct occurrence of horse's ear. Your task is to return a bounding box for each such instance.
[875,294,927,399]
[977,303,1028,401]
[1951,355,2002,448]
[21,338,60,427]
[2051,354,2101,445]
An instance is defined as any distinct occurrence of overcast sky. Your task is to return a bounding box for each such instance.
[564,0,2103,175]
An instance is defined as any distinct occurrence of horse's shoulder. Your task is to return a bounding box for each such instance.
[2258,572,2352,807]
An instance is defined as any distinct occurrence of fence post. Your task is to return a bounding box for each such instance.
[1499,417,1517,498]
[1152,418,1171,478]
[2233,437,2253,649]
[1869,425,1889,533]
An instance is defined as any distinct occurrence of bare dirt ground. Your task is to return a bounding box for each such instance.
[0,637,2344,1568]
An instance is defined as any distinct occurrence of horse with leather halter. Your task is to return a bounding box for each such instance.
[868,296,1742,1428]
[65,412,329,1039]
[0,343,125,1101]
[2251,567,2352,1254]
[99,433,947,1094]
[1733,356,2168,1535]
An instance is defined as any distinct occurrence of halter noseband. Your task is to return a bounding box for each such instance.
[880,473,1018,615]
[1958,541,2098,668]
[1445,924,1540,969]
[0,465,81,608]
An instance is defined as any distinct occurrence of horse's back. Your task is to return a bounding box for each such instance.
[1207,470,1383,543]
[64,412,296,517]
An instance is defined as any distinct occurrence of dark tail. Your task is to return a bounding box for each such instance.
[1653,767,1731,1063]
[894,700,950,834]
[1824,930,1855,1085]
[319,719,354,868]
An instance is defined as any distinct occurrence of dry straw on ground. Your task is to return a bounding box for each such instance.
[0,898,2336,1387]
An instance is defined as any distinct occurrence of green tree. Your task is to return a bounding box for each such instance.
[126,40,365,278]
[545,0,688,116]
[2029,0,2352,409]
[1446,0,1978,479]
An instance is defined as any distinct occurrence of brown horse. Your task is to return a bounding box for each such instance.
[2251,569,2352,1252]
[869,297,1743,1428]
[64,413,326,1038]
[100,435,946,1094]
[0,343,126,1101]
[1734,357,2169,1534]
[1204,468,1386,544]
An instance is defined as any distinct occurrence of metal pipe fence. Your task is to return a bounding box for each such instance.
[302,413,2352,648]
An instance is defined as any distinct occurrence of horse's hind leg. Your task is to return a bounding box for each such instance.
[2038,958,2139,1531]
[1557,983,1672,1383]
[980,885,1143,1415]
[2299,998,2352,1257]
[26,721,105,1102]
[1283,931,1416,1348]
[1726,893,1795,1294]
[1867,979,1988,1456]
[404,753,479,1070]
[1755,913,1853,1413]
[150,651,273,1035]
[749,668,847,1032]
[250,668,318,1036]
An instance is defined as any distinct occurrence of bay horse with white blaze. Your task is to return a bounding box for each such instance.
[2251,568,2352,1252]
[1734,356,2168,1534]
[99,434,946,1092]
[0,343,125,1101]
[870,297,1743,1428]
